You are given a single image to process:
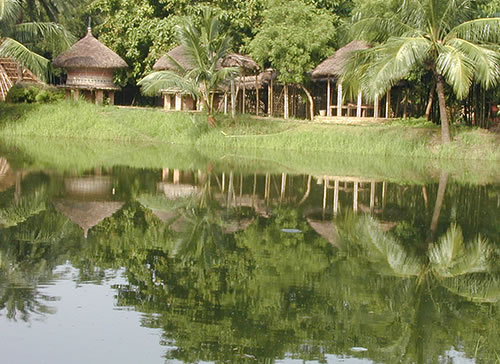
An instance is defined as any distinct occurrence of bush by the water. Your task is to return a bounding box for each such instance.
[6,83,64,104]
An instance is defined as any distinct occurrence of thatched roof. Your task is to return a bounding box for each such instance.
[0,58,44,100]
[54,199,124,238]
[53,29,128,69]
[307,218,340,247]
[221,53,259,73]
[311,40,370,79]
[153,45,194,71]
[153,47,260,74]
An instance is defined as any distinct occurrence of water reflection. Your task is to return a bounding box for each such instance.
[0,159,499,363]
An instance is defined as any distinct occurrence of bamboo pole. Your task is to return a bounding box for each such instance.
[356,90,362,118]
[353,182,358,212]
[327,77,331,117]
[333,180,339,215]
[255,75,259,116]
[337,83,343,116]
[370,181,375,209]
[231,80,236,118]
[224,92,228,114]
[284,84,289,119]
[242,79,246,114]
[374,94,379,118]
[268,79,274,117]
[385,89,391,118]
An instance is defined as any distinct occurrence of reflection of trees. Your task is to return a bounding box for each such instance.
[335,210,500,363]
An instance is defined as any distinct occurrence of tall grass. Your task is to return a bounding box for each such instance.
[0,101,498,164]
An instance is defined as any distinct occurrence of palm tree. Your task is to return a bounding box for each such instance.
[0,0,74,81]
[344,0,500,143]
[138,8,238,126]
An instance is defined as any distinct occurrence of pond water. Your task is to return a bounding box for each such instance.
[0,150,499,364]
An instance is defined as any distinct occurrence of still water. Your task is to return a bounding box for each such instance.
[0,154,499,363]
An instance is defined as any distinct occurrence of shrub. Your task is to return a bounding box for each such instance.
[6,83,64,104]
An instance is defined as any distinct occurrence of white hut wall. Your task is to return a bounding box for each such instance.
[66,68,115,88]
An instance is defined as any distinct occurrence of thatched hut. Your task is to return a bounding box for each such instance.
[52,27,128,105]
[220,53,261,116]
[54,175,124,238]
[0,58,44,101]
[152,45,197,111]
[311,40,391,119]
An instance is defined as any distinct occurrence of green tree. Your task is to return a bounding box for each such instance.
[138,8,237,126]
[0,0,75,80]
[344,0,500,143]
[248,0,336,119]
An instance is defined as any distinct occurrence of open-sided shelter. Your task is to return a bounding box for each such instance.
[312,40,392,119]
[52,27,128,105]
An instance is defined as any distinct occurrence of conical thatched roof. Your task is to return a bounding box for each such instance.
[306,218,340,247]
[53,29,128,69]
[221,53,259,73]
[153,45,194,71]
[54,199,124,238]
[311,40,370,79]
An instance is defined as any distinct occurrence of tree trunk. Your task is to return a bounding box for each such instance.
[435,74,451,143]
[425,82,435,121]
[428,171,448,242]
[299,84,314,121]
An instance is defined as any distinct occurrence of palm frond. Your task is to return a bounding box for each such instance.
[13,22,75,53]
[452,17,500,43]
[436,44,475,99]
[343,36,431,99]
[446,38,500,89]
[440,273,500,302]
[0,37,49,81]
[429,224,492,277]
[0,0,21,24]
[138,70,200,98]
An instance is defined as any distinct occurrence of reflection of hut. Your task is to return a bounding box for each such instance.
[54,175,123,238]
[0,58,44,100]
[306,218,340,247]
[153,45,197,111]
[221,53,260,116]
[0,158,15,192]
[52,27,128,105]
[311,41,391,119]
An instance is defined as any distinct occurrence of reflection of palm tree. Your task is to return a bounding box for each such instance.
[0,186,47,228]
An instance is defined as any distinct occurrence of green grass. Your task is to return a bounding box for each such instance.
[0,101,498,184]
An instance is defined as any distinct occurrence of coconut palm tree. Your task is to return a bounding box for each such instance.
[138,8,238,126]
[344,0,500,143]
[0,0,74,81]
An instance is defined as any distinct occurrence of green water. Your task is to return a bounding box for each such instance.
[0,153,499,363]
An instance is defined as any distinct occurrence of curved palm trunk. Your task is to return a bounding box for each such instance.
[299,84,314,121]
[435,74,451,144]
[428,171,448,242]
[425,82,435,121]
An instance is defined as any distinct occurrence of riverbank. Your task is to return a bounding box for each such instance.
[0,101,499,162]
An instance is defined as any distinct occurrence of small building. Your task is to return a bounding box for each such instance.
[0,57,44,101]
[312,40,392,119]
[52,27,128,105]
[153,45,197,111]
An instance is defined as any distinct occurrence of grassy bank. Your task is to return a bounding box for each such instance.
[0,100,498,161]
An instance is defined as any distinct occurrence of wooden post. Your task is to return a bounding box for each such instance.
[227,172,234,208]
[326,77,331,117]
[242,79,246,114]
[163,94,169,111]
[385,89,391,118]
[95,90,104,105]
[231,80,236,118]
[73,89,80,101]
[370,181,376,209]
[353,182,358,212]
[382,181,387,208]
[265,173,271,202]
[374,94,379,118]
[333,180,339,215]
[280,173,287,201]
[284,84,289,119]
[173,169,180,184]
[337,82,343,116]
[222,172,225,192]
[356,90,362,118]
[268,79,274,117]
[109,91,115,105]
[323,180,328,212]
[255,75,260,116]
[162,168,169,181]
[224,92,228,115]
[65,89,71,100]
[175,94,182,111]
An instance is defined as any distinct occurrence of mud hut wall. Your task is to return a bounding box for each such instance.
[66,68,115,88]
